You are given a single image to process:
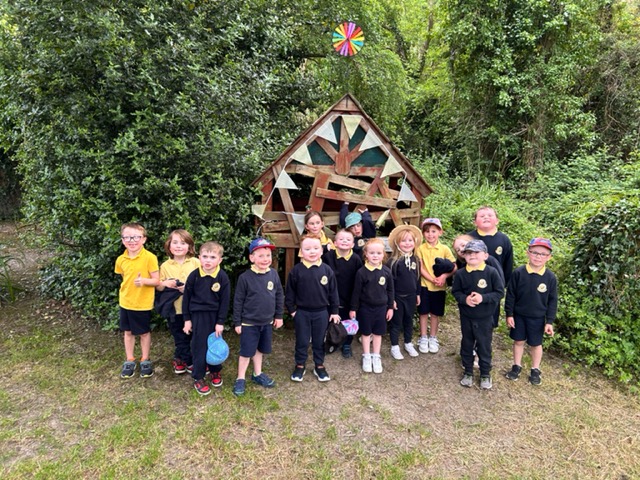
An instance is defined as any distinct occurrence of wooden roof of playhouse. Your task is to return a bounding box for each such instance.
[251,93,433,275]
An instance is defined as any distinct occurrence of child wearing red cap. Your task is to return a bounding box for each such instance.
[504,238,558,385]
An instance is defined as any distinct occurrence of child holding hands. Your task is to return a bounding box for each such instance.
[232,238,284,396]
[350,238,395,373]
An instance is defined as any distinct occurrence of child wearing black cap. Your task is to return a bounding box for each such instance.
[452,239,504,390]
[504,238,557,385]
[232,237,284,396]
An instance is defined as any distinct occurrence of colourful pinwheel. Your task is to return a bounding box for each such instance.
[332,22,364,57]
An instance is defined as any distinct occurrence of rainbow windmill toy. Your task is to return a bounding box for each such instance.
[332,22,364,56]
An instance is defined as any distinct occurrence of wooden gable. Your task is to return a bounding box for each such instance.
[251,93,433,274]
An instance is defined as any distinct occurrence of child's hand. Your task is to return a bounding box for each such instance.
[134,273,143,287]
[329,314,341,323]
[434,274,446,287]
[416,295,421,306]
[385,308,393,321]
[183,320,192,334]
[465,294,477,307]
[545,324,555,336]
[214,324,224,336]
[506,316,515,328]
[274,318,283,329]
[393,301,398,310]
[235,326,242,335]
[349,310,356,319]
[471,292,483,304]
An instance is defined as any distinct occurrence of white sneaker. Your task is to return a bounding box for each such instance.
[404,343,419,357]
[372,354,383,373]
[390,345,404,360]
[428,336,440,353]
[418,336,429,353]
[362,354,372,373]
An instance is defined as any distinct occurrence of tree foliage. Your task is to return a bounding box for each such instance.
[0,0,318,324]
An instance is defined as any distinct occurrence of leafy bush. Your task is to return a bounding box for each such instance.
[553,197,640,387]
[0,1,316,326]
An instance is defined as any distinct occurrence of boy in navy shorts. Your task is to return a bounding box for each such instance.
[115,222,160,379]
[232,238,284,396]
[505,238,557,385]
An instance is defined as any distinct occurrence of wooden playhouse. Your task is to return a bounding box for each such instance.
[251,93,433,277]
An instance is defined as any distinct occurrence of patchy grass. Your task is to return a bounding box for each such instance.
[1,222,640,479]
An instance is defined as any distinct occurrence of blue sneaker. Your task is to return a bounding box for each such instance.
[120,361,136,379]
[233,379,246,397]
[139,360,154,378]
[342,344,352,358]
[251,372,275,388]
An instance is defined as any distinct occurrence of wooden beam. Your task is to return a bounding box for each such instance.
[309,172,330,212]
[316,188,397,209]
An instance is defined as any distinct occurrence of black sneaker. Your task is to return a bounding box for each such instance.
[120,361,136,379]
[139,360,154,378]
[313,365,331,382]
[505,365,522,381]
[290,365,305,382]
[342,344,352,358]
[529,368,542,385]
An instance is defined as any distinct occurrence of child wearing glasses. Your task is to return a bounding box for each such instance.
[504,238,558,386]
[115,223,160,379]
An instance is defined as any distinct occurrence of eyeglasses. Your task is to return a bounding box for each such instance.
[121,235,143,242]
[528,250,550,258]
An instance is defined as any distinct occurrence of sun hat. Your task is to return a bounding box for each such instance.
[206,333,230,365]
[345,212,363,229]
[249,237,276,254]
[387,224,422,249]
[341,318,359,336]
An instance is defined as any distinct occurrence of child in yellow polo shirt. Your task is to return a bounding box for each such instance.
[415,218,457,354]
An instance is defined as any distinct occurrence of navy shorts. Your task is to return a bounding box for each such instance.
[418,288,446,316]
[357,304,388,336]
[239,324,273,358]
[119,307,151,336]
[509,315,545,346]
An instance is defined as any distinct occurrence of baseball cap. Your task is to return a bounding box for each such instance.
[206,333,230,366]
[463,239,488,253]
[421,217,443,230]
[529,237,553,251]
[249,237,276,254]
[345,212,363,229]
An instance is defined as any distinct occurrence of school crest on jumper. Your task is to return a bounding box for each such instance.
[477,279,487,289]
[321,275,328,285]
[357,239,365,248]
[379,276,386,286]
[495,246,503,255]
[537,283,547,293]
[211,282,221,292]
[267,281,274,291]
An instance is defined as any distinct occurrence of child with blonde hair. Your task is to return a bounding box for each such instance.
[386,225,422,360]
[350,238,395,373]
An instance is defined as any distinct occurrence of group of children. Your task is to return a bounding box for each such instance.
[115,205,557,395]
